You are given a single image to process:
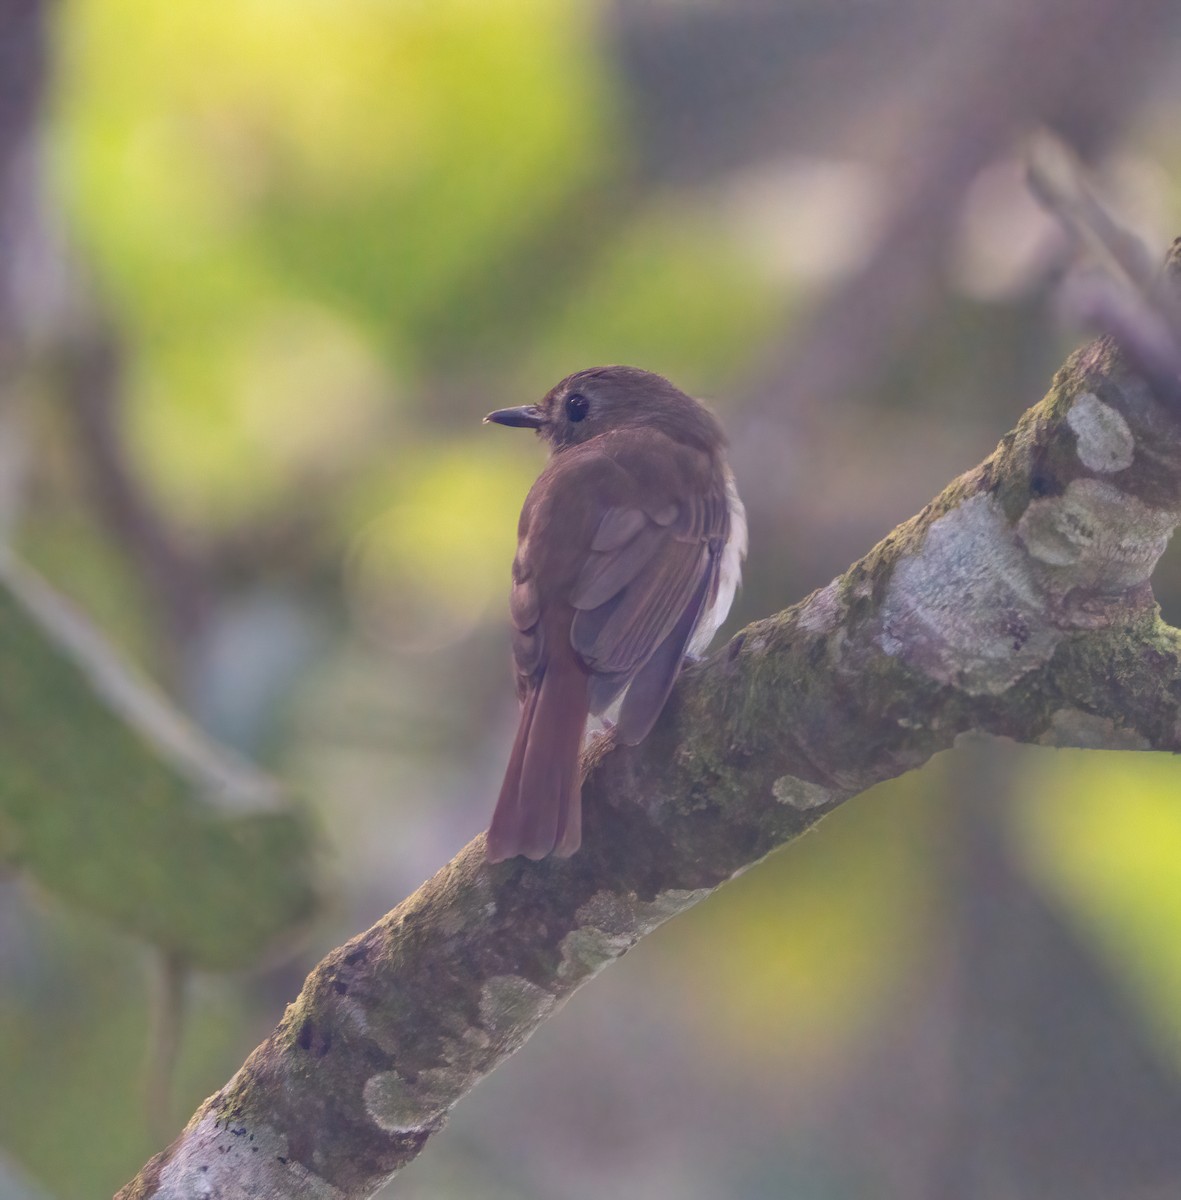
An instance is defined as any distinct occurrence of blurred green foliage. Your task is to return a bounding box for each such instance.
[48,0,782,638]
[0,553,317,967]
[4,0,1181,1197]
[1016,749,1181,1067]
[0,898,255,1198]
[658,770,939,1066]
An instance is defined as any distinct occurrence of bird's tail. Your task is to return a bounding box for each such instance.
[486,659,587,863]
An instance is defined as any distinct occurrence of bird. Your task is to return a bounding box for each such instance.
[482,365,746,863]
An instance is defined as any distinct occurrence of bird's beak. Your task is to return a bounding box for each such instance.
[483,405,546,430]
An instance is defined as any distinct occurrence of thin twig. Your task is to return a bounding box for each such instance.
[144,951,188,1147]
[1026,130,1163,300]
[1028,132,1181,411]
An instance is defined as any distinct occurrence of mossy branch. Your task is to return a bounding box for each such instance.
[118,245,1181,1199]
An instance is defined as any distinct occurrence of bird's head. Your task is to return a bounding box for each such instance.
[484,365,726,455]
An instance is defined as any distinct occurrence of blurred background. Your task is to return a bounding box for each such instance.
[4,0,1181,1197]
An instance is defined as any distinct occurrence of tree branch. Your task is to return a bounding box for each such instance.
[118,250,1181,1198]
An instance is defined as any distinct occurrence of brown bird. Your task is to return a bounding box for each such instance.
[483,366,746,863]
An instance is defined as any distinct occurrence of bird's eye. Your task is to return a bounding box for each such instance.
[565,392,589,423]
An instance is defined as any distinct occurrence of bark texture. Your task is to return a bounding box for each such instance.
[119,247,1181,1199]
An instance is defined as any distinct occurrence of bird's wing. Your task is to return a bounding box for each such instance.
[508,440,730,740]
[570,482,729,738]
[508,553,544,702]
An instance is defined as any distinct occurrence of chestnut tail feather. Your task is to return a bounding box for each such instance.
[486,658,587,863]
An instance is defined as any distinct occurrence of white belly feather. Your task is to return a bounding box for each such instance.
[688,467,747,657]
